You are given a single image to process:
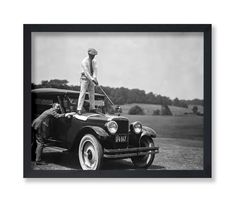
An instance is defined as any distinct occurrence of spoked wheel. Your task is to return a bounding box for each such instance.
[131,137,155,169]
[78,134,103,170]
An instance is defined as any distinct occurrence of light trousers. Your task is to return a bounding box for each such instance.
[77,77,95,111]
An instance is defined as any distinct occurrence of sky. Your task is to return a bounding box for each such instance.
[32,32,203,100]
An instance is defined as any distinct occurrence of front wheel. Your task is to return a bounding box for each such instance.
[131,137,155,169]
[78,134,103,170]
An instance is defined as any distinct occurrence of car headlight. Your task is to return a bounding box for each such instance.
[131,121,142,134]
[106,121,118,134]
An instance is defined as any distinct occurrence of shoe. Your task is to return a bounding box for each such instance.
[35,161,47,165]
[76,110,82,115]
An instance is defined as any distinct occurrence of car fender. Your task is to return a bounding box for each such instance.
[141,126,157,139]
[79,126,109,141]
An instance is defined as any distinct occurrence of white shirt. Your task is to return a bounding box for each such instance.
[81,56,98,81]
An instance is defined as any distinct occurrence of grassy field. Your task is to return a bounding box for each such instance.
[125,115,203,140]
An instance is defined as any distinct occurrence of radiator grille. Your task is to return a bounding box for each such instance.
[114,119,129,134]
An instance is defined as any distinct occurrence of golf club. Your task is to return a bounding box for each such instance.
[97,85,122,115]
[98,85,115,106]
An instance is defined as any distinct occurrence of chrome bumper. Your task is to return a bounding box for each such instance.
[103,146,159,159]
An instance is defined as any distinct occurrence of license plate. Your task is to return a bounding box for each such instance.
[115,135,127,143]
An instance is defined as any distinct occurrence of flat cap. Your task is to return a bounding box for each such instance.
[88,48,98,55]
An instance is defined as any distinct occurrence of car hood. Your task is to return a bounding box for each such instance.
[73,113,127,122]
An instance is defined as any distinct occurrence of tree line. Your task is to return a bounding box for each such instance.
[32,79,203,108]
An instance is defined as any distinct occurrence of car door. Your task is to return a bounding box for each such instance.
[48,95,73,148]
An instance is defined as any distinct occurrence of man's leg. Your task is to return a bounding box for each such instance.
[77,78,89,112]
[35,132,45,164]
[88,81,95,110]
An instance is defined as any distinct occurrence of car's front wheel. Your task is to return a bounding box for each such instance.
[78,134,103,170]
[131,137,155,169]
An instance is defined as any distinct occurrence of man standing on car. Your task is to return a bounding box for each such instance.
[76,48,99,115]
[32,103,74,165]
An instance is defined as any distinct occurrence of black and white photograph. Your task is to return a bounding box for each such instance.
[24,24,211,177]
[4,0,235,201]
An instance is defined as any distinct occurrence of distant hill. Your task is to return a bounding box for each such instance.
[120,103,203,116]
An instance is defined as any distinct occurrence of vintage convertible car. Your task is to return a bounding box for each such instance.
[32,88,159,170]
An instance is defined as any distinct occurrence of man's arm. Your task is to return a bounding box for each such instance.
[51,109,76,118]
[51,109,65,118]
[92,60,99,85]
[81,61,93,82]
[93,60,98,79]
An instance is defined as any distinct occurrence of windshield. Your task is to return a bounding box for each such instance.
[62,95,105,113]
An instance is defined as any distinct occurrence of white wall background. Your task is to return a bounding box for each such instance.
[0,0,234,202]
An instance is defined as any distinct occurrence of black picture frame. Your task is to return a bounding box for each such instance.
[24,24,211,178]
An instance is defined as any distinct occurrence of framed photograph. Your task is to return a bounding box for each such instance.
[24,24,211,178]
